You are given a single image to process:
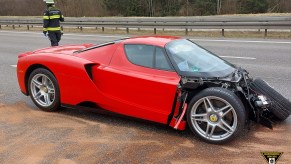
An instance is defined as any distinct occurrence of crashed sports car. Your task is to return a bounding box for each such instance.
[17,36,291,144]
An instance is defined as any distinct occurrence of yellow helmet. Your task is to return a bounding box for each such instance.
[45,0,54,4]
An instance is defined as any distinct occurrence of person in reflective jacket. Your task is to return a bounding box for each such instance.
[43,0,64,46]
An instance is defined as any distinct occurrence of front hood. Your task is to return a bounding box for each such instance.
[31,44,94,55]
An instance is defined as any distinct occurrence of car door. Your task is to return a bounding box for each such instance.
[92,43,180,124]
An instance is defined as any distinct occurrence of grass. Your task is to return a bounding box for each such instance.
[1,24,291,39]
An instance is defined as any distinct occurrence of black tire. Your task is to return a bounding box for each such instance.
[186,87,246,144]
[249,78,291,121]
[28,68,60,112]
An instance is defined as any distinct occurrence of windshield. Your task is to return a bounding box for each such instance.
[165,39,236,78]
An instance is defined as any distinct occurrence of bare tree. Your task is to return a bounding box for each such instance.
[147,0,154,17]
[217,0,222,14]
[0,0,289,17]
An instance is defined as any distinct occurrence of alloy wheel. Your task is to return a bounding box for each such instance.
[30,74,55,107]
[190,96,238,142]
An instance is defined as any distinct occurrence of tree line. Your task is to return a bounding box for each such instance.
[1,0,291,17]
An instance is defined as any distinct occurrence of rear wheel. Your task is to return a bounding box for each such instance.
[250,78,291,121]
[187,87,246,144]
[28,68,60,112]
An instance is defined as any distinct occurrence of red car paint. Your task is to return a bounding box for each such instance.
[17,36,186,130]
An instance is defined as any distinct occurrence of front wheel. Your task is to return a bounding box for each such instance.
[187,87,246,144]
[28,68,60,112]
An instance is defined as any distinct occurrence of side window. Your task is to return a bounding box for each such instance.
[155,47,172,70]
[124,44,173,71]
[124,44,154,68]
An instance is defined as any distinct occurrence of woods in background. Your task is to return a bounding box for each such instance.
[0,0,291,17]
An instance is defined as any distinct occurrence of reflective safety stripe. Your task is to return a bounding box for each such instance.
[49,15,61,19]
[43,28,48,31]
[43,15,62,20]
[47,27,61,31]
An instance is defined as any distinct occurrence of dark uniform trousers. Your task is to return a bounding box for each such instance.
[48,31,62,46]
[43,6,64,46]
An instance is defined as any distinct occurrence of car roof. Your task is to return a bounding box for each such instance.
[122,36,181,47]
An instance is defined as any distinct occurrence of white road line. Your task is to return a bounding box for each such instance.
[0,30,127,38]
[64,33,127,38]
[219,56,256,60]
[191,39,291,44]
[10,65,17,68]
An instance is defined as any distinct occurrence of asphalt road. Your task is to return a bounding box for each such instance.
[0,30,291,163]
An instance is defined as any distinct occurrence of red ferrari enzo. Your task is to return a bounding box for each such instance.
[17,36,291,144]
